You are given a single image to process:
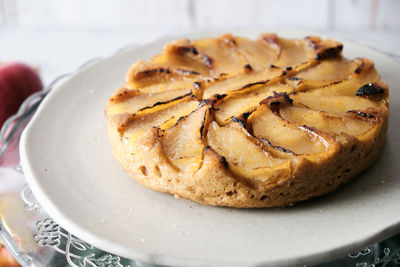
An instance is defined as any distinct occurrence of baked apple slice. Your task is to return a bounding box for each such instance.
[214,83,292,125]
[162,103,212,172]
[202,67,283,98]
[125,61,199,89]
[152,39,211,76]
[261,34,343,71]
[250,100,327,155]
[106,88,194,135]
[234,36,279,71]
[279,105,376,137]
[296,58,359,80]
[124,61,202,94]
[288,58,361,91]
[305,58,381,96]
[123,100,199,149]
[106,88,192,116]
[293,93,386,114]
[305,36,343,60]
[206,121,288,180]
[261,34,315,70]
[193,34,248,77]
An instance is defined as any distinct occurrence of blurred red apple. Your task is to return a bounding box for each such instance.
[0,244,20,267]
[0,62,43,128]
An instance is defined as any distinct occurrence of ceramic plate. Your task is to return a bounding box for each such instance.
[20,30,400,267]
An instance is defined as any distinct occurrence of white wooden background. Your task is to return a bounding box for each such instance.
[0,0,399,83]
[2,0,400,32]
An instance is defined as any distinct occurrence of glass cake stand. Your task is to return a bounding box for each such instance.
[1,49,400,267]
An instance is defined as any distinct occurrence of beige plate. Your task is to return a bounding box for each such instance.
[20,30,400,267]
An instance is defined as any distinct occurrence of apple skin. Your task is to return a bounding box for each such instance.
[0,62,43,128]
[0,244,20,267]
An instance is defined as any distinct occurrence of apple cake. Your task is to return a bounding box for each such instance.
[106,33,389,208]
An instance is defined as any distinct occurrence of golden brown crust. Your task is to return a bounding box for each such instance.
[108,118,387,207]
[106,33,389,208]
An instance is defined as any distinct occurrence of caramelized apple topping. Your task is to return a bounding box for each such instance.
[107,33,388,179]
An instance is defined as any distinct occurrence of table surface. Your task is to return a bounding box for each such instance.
[1,29,400,267]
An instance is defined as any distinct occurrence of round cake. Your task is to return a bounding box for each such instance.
[106,33,389,208]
